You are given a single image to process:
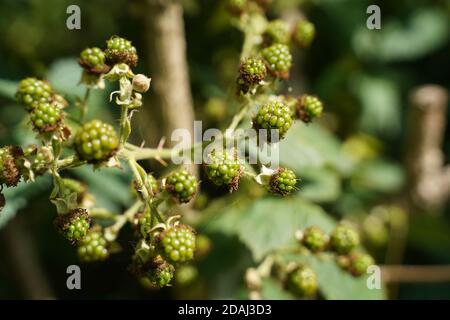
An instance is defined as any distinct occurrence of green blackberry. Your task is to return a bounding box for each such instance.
[296,95,323,123]
[293,20,315,48]
[147,256,175,288]
[239,57,267,86]
[204,150,243,192]
[0,146,23,187]
[132,173,159,198]
[136,210,152,238]
[302,226,329,252]
[261,44,292,79]
[263,20,290,45]
[77,230,109,262]
[79,47,109,74]
[23,145,53,176]
[253,101,293,142]
[349,252,375,277]
[30,101,64,134]
[165,170,198,203]
[158,224,196,263]
[16,77,54,111]
[287,266,318,298]
[74,119,119,163]
[330,225,360,254]
[54,208,91,243]
[269,167,297,195]
[105,36,138,67]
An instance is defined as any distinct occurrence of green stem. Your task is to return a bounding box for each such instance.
[104,200,142,241]
[56,155,86,170]
[226,96,252,133]
[118,104,130,148]
[79,88,91,122]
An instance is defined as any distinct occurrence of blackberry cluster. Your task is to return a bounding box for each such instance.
[287,266,318,298]
[23,145,53,176]
[204,151,243,191]
[157,224,196,263]
[261,44,292,79]
[16,77,54,110]
[75,120,119,163]
[165,170,198,203]
[293,20,315,48]
[79,47,109,74]
[147,256,175,288]
[132,173,159,199]
[54,208,91,243]
[30,102,64,134]
[263,20,290,45]
[239,57,267,88]
[330,225,360,254]
[105,36,138,67]
[0,146,23,187]
[77,231,109,262]
[253,101,293,142]
[302,226,329,252]
[296,95,323,123]
[269,167,297,196]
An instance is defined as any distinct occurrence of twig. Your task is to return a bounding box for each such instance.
[381,265,450,283]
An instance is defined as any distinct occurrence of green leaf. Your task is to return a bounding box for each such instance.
[0,79,18,100]
[351,160,405,193]
[350,74,401,136]
[281,252,386,300]
[204,197,336,261]
[298,168,341,203]
[279,123,355,175]
[260,278,295,300]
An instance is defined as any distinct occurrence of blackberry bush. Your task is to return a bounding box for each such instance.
[77,230,109,262]
[74,119,119,163]
[15,77,53,110]
[204,150,243,191]
[105,36,138,67]
[157,224,196,263]
[253,101,293,141]
[261,44,292,79]
[165,170,198,203]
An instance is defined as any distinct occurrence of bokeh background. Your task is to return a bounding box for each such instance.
[0,0,450,299]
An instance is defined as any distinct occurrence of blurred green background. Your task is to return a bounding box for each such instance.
[0,0,449,299]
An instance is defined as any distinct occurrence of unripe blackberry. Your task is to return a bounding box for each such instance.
[105,36,138,67]
[77,231,109,262]
[79,47,109,74]
[54,208,91,243]
[147,256,175,288]
[61,178,87,204]
[330,225,360,254]
[287,266,318,298]
[239,57,267,86]
[158,224,196,263]
[74,119,119,163]
[293,20,315,48]
[349,252,375,277]
[137,210,152,238]
[269,167,297,195]
[204,150,243,192]
[302,226,329,252]
[296,95,323,123]
[261,44,292,79]
[0,146,23,187]
[227,0,247,15]
[30,101,64,134]
[132,173,159,199]
[165,170,198,203]
[253,101,293,142]
[16,77,53,111]
[23,145,53,176]
[263,20,290,46]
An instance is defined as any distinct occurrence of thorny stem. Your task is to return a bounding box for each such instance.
[104,200,142,241]
[118,104,130,148]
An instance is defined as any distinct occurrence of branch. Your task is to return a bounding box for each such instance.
[381,265,450,283]
[405,85,449,210]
